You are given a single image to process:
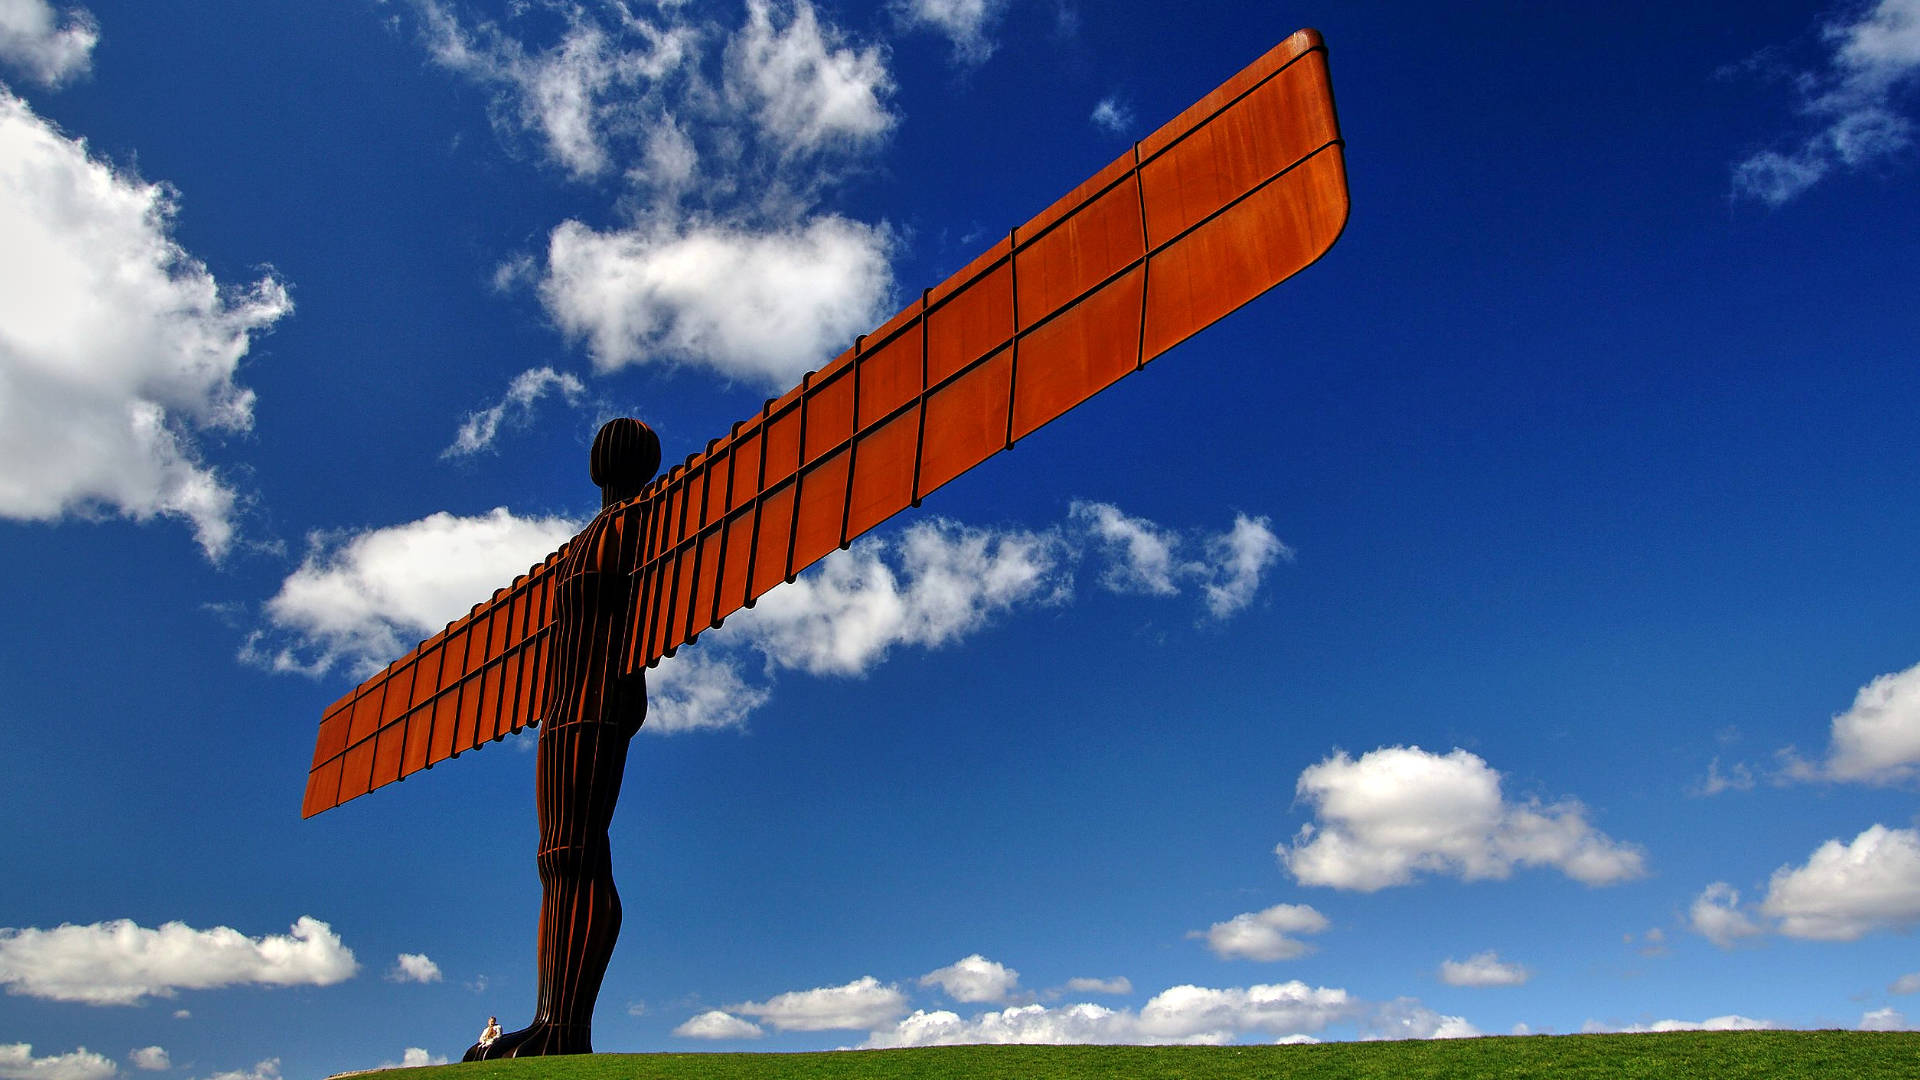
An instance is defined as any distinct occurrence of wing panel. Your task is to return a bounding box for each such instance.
[400,700,433,777]
[1140,46,1338,248]
[728,429,763,512]
[313,704,351,771]
[1010,267,1146,443]
[790,449,852,576]
[927,260,1013,384]
[303,756,342,818]
[691,528,725,637]
[371,721,406,790]
[803,368,855,465]
[846,406,921,543]
[857,322,923,427]
[1144,145,1347,360]
[716,509,756,625]
[747,484,797,604]
[917,347,1013,500]
[1014,172,1146,325]
[338,738,376,806]
[347,674,387,747]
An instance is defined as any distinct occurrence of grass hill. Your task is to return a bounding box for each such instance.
[378,1030,1918,1079]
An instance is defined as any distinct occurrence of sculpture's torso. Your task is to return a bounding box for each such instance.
[547,503,645,735]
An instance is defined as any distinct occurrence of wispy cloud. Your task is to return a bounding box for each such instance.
[0,0,98,88]
[1090,95,1133,135]
[890,0,1007,65]
[444,366,587,457]
[1732,0,1920,204]
[410,0,902,388]
[1438,951,1530,987]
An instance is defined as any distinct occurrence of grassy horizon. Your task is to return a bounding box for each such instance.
[364,1030,1920,1079]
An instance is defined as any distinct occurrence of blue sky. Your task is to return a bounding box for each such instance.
[3,0,1920,1075]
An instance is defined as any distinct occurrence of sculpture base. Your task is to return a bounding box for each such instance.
[461,1021,591,1060]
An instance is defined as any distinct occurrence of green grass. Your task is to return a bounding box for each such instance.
[379,1031,1920,1080]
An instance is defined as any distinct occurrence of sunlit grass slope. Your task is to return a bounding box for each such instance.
[384,1030,1918,1080]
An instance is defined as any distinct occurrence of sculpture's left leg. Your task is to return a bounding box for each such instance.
[467,715,632,1058]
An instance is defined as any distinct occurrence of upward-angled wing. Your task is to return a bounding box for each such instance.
[304,28,1347,819]
[302,541,578,818]
[619,28,1347,674]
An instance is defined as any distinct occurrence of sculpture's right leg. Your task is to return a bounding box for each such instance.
[465,716,631,1059]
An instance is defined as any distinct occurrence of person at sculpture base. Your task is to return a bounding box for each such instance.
[464,418,660,1060]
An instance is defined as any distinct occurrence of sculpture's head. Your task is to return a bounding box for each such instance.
[591,417,661,507]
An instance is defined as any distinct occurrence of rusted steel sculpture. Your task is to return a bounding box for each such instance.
[303,30,1351,1057]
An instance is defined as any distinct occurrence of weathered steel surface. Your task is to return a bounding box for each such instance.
[304,28,1348,819]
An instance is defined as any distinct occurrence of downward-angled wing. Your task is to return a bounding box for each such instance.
[303,28,1348,819]
[302,545,577,817]
[619,28,1347,674]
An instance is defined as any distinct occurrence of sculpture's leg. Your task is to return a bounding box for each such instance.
[467,717,631,1058]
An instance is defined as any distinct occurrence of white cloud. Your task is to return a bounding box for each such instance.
[644,651,771,734]
[1362,998,1482,1040]
[1073,501,1182,596]
[253,502,1276,739]
[726,0,895,156]
[0,1044,116,1080]
[1069,502,1290,620]
[1062,976,1131,996]
[726,975,908,1031]
[1786,661,1920,785]
[195,1061,280,1080]
[1689,882,1766,948]
[127,1046,167,1071]
[0,916,356,1006]
[414,0,695,180]
[864,981,1359,1047]
[379,1048,448,1068]
[1582,1015,1775,1033]
[672,1010,765,1039]
[1733,0,1920,203]
[721,517,1068,678]
[411,1,902,389]
[889,0,1006,64]
[919,954,1022,1004]
[246,507,582,677]
[0,88,289,559]
[1193,904,1328,962]
[1438,951,1529,987]
[1760,824,1920,940]
[1893,971,1920,994]
[1697,757,1756,795]
[387,953,441,984]
[1279,746,1647,892]
[539,214,896,387]
[1200,514,1290,617]
[1089,96,1133,135]
[0,0,97,87]
[1860,1006,1913,1031]
[444,366,586,458]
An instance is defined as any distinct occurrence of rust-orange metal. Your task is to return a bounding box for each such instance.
[304,28,1349,820]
